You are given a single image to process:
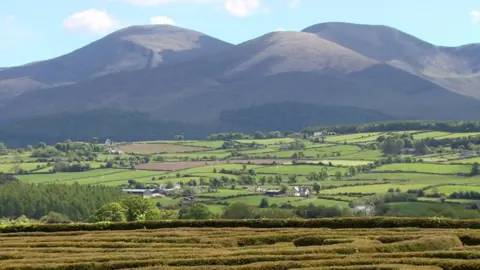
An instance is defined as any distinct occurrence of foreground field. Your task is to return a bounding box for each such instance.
[2,221,480,270]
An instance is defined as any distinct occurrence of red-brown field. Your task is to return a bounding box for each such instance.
[117,143,206,154]
[136,159,294,171]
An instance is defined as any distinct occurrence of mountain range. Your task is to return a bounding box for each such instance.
[1,22,480,145]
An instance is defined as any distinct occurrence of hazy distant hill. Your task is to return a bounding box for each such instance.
[303,22,480,98]
[2,22,480,145]
[0,25,232,99]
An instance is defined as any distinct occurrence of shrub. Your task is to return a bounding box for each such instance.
[293,236,326,246]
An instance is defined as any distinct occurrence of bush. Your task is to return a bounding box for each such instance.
[292,236,326,246]
[39,212,71,224]
[375,236,463,253]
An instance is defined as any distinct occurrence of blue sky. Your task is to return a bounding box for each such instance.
[1,0,479,66]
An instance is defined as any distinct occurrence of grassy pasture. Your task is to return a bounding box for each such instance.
[258,145,363,159]
[349,173,471,185]
[0,162,48,172]
[1,226,479,269]
[178,140,225,148]
[223,195,307,205]
[236,138,296,145]
[339,150,383,160]
[118,143,206,154]
[16,169,164,185]
[425,185,480,196]
[0,153,33,163]
[412,131,452,140]
[160,150,232,160]
[324,132,383,142]
[256,165,349,175]
[449,157,480,164]
[199,189,252,197]
[179,164,263,174]
[319,184,429,195]
[222,195,348,207]
[373,163,471,174]
[436,132,480,139]
[386,202,480,218]
[284,159,373,166]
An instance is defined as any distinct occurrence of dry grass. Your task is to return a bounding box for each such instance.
[0,227,479,269]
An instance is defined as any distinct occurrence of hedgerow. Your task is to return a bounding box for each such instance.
[3,217,480,233]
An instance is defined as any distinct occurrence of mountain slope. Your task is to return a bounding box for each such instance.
[0,25,232,99]
[3,24,480,145]
[0,31,380,121]
[209,31,378,78]
[302,22,480,98]
[3,31,480,126]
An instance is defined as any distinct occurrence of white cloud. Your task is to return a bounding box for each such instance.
[275,27,286,31]
[63,9,117,34]
[150,16,176,25]
[115,0,264,18]
[224,0,260,17]
[471,10,480,24]
[287,0,300,8]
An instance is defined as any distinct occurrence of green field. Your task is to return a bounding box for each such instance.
[339,149,383,159]
[179,164,263,174]
[178,140,225,148]
[373,163,471,174]
[425,185,480,195]
[319,184,428,195]
[0,162,48,172]
[198,189,251,197]
[324,132,383,142]
[436,132,480,139]
[284,159,373,166]
[412,131,452,140]
[236,138,296,145]
[3,129,480,216]
[16,169,165,185]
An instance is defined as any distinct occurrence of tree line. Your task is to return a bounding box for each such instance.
[302,120,480,135]
[0,181,125,221]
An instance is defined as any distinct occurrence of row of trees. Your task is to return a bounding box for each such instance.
[206,131,285,141]
[303,121,480,135]
[377,134,430,156]
[91,199,352,222]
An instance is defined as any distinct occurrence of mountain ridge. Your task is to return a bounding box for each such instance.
[0,25,233,100]
[302,22,480,98]
[2,22,480,145]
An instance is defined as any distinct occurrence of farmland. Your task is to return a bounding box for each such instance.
[3,126,480,222]
[3,123,480,268]
[117,143,207,154]
[2,220,480,269]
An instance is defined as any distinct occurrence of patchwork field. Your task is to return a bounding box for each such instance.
[2,224,480,269]
[5,130,480,216]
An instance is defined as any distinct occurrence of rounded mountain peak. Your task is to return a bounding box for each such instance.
[220,31,377,77]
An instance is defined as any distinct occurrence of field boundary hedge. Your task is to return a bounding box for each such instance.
[3,217,480,233]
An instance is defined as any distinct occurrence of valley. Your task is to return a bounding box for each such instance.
[4,124,480,220]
